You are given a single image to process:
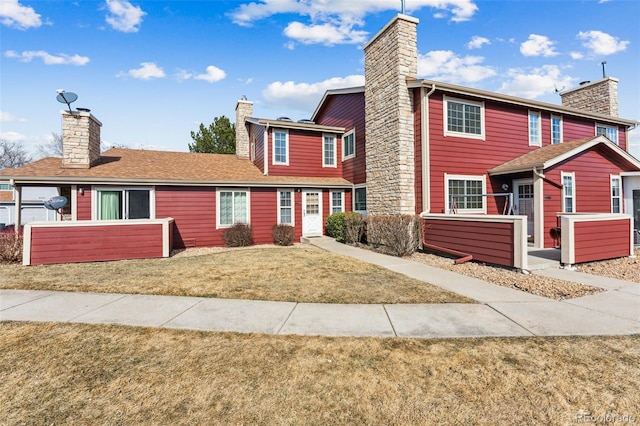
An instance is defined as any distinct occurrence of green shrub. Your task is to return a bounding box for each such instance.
[366,215,421,257]
[327,212,364,244]
[272,224,294,246]
[222,223,254,247]
[0,230,23,264]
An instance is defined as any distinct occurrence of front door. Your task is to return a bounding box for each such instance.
[302,190,323,236]
[513,179,534,242]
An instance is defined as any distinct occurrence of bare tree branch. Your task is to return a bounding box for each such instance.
[0,140,33,169]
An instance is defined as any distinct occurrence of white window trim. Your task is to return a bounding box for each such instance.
[330,190,345,214]
[277,189,295,226]
[551,114,563,145]
[561,172,576,213]
[272,128,289,166]
[443,95,486,141]
[216,187,251,229]
[595,123,619,145]
[91,186,156,221]
[353,185,367,215]
[342,129,356,161]
[610,175,622,214]
[528,110,542,147]
[322,133,337,168]
[444,174,487,214]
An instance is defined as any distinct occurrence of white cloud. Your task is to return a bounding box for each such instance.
[263,74,365,112]
[569,51,584,60]
[1,111,27,122]
[628,127,640,159]
[230,0,478,44]
[0,0,41,29]
[284,21,368,46]
[0,131,26,142]
[417,50,496,84]
[105,0,146,33]
[520,34,559,57]
[4,50,90,65]
[194,65,226,83]
[497,65,576,99]
[120,62,165,80]
[577,30,629,56]
[467,36,490,50]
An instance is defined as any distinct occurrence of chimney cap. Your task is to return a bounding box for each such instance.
[76,107,91,113]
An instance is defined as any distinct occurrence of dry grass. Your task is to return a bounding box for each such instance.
[1,322,638,425]
[577,249,640,283]
[0,245,471,304]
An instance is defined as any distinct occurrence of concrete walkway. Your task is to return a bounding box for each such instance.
[1,237,639,338]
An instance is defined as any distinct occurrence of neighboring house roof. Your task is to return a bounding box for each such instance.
[488,136,640,176]
[246,117,345,133]
[408,79,639,128]
[0,148,352,188]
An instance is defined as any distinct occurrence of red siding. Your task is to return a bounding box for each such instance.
[573,219,630,263]
[29,224,164,265]
[423,219,515,267]
[250,187,278,244]
[76,186,91,220]
[267,128,343,177]
[314,92,367,184]
[155,186,218,248]
[251,124,265,173]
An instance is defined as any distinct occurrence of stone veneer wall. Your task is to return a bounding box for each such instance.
[560,77,618,117]
[62,111,102,169]
[364,14,419,215]
[235,99,253,158]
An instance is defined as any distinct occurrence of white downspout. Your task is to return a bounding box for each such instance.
[421,83,436,213]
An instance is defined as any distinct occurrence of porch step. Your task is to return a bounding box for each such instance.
[527,249,561,271]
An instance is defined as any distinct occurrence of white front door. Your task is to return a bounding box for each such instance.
[302,190,323,236]
[513,179,534,242]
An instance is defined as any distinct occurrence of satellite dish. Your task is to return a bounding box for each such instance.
[44,196,68,211]
[55,90,78,113]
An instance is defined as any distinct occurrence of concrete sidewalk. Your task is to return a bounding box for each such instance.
[1,237,639,338]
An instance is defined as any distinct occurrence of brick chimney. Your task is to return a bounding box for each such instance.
[235,97,253,158]
[62,109,102,169]
[364,14,419,215]
[560,77,619,117]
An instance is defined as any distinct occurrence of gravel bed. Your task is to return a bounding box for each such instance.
[409,251,603,300]
[576,249,639,283]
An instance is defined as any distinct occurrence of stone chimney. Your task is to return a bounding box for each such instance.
[62,109,102,169]
[235,97,253,158]
[560,77,619,117]
[364,14,419,215]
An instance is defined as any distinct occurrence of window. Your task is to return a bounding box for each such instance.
[354,186,367,213]
[97,188,151,220]
[528,111,541,146]
[331,191,344,214]
[342,129,355,160]
[596,124,619,145]
[551,115,562,145]
[445,175,486,213]
[0,182,12,191]
[611,176,621,213]
[217,189,249,227]
[323,134,336,167]
[278,190,294,225]
[273,129,288,165]
[444,96,484,139]
[561,172,575,213]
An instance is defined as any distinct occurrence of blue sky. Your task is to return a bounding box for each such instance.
[1,0,639,158]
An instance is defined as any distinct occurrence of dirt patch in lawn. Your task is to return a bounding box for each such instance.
[0,245,471,304]
[576,249,640,283]
[1,322,638,425]
[410,251,603,300]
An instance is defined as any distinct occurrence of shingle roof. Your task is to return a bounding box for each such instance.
[0,148,352,187]
[0,191,13,202]
[488,136,640,175]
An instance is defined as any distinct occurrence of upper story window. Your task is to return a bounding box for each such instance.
[444,96,485,140]
[611,176,621,213]
[331,191,344,214]
[217,189,250,228]
[551,115,563,145]
[0,182,12,191]
[278,190,294,225]
[342,129,355,160]
[528,111,541,146]
[323,134,336,167]
[562,172,575,213]
[445,174,486,213]
[354,186,367,214]
[596,124,619,145]
[273,129,289,165]
[97,188,151,220]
